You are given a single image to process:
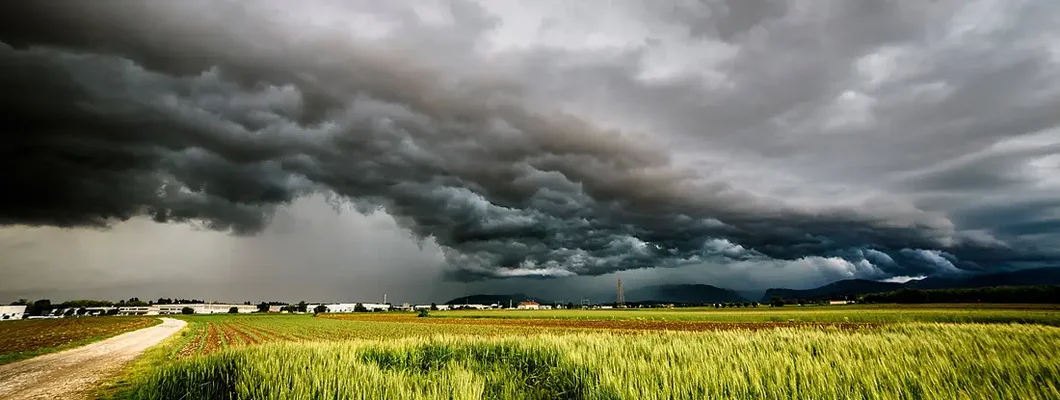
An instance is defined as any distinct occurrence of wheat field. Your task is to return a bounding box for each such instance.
[116,321,1060,400]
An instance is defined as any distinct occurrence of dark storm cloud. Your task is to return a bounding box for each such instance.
[0,0,1057,282]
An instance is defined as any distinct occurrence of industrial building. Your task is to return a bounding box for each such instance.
[118,306,157,316]
[0,305,26,321]
[322,303,391,312]
[117,304,257,315]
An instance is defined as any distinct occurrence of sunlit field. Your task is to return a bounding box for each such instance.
[97,305,1060,399]
[154,314,576,359]
[106,312,1060,400]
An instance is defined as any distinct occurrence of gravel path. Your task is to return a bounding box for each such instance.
[0,318,186,400]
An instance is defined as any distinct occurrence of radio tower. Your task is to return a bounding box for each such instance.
[616,278,626,308]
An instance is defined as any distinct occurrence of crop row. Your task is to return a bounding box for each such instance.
[424,305,1060,325]
[118,323,1060,400]
[324,313,881,332]
[168,314,578,358]
[0,317,158,365]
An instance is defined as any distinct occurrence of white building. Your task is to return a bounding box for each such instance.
[322,303,392,313]
[323,303,356,313]
[268,305,285,313]
[451,304,490,310]
[0,305,26,321]
[84,307,115,316]
[154,304,257,314]
[118,306,157,316]
[828,300,855,305]
[517,301,540,310]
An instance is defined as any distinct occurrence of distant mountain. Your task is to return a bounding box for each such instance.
[444,293,550,306]
[762,279,904,302]
[627,284,747,304]
[736,290,765,303]
[762,267,1060,302]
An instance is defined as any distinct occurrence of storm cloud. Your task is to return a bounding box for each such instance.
[1,0,1058,284]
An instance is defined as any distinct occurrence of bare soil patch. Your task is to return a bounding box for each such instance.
[0,318,186,400]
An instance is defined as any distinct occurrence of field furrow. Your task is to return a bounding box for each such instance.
[0,317,158,365]
[87,307,1060,399]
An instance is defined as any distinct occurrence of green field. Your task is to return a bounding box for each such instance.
[101,305,1060,399]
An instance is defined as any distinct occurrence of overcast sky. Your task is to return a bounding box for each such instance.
[1,0,1058,304]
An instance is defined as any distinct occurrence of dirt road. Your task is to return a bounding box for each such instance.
[0,317,186,400]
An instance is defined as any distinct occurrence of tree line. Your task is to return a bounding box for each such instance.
[860,286,1060,304]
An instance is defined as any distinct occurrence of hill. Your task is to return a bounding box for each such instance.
[762,279,904,302]
[443,293,550,306]
[762,267,1060,302]
[626,284,747,304]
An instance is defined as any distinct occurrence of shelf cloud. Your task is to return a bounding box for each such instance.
[1,0,1058,292]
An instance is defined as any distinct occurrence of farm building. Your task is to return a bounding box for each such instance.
[0,305,26,321]
[268,305,285,312]
[829,300,855,305]
[517,301,540,310]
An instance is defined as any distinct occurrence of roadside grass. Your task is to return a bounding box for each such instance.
[0,317,159,366]
[93,318,201,399]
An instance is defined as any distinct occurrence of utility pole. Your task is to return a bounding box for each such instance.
[383,293,387,305]
[616,278,626,308]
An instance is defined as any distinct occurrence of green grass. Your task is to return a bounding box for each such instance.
[98,306,1060,399]
[94,314,576,398]
[429,304,1060,325]
[175,313,575,344]
[111,323,1060,400]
